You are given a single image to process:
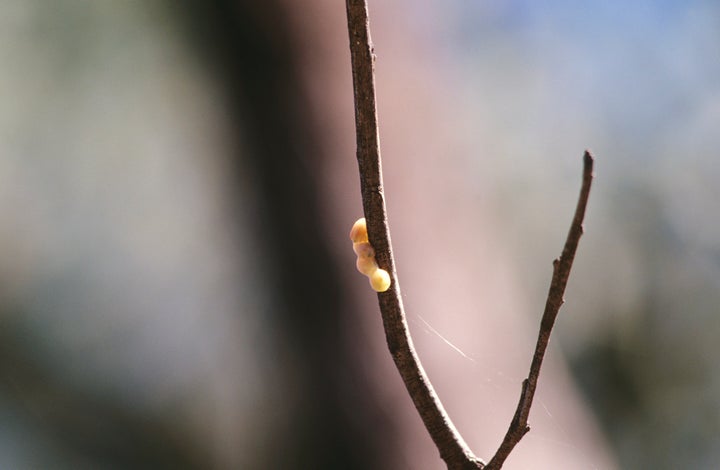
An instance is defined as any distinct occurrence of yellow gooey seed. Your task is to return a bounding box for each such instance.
[356,256,378,276]
[370,268,391,292]
[350,217,392,292]
[353,241,375,258]
[349,218,368,243]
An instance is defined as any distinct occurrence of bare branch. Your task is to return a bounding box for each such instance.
[485,151,595,470]
[345,1,483,469]
[345,1,595,468]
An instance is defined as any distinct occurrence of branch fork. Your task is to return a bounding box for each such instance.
[345,1,595,468]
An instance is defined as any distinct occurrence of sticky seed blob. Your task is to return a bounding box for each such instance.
[349,217,391,292]
[370,269,391,292]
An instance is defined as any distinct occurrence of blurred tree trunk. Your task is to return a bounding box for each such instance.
[178,1,392,468]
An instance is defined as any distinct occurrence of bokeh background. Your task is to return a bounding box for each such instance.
[1,1,718,469]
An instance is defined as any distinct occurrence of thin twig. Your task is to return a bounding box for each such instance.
[345,1,483,469]
[485,151,595,470]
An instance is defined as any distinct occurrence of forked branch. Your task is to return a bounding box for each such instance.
[345,1,594,468]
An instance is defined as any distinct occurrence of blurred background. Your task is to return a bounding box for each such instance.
[1,0,718,468]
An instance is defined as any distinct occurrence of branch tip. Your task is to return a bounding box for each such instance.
[486,152,595,469]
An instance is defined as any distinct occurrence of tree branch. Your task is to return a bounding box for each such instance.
[485,151,595,470]
[345,1,483,469]
[346,1,595,468]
